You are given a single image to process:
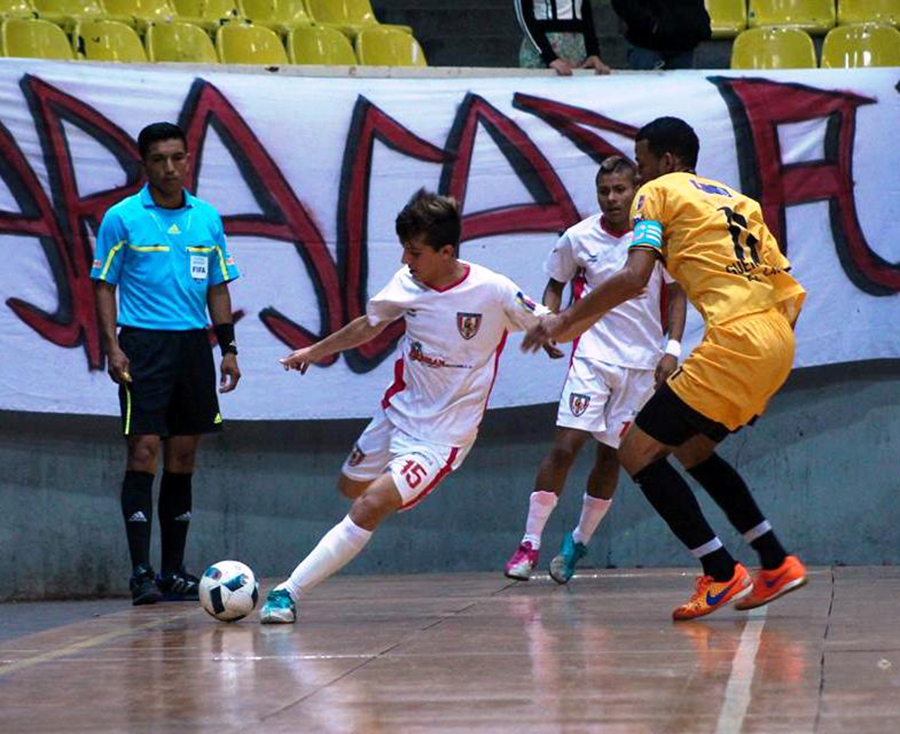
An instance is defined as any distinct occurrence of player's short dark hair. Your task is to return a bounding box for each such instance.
[595,155,637,187]
[395,188,462,254]
[138,122,187,161]
[636,117,700,169]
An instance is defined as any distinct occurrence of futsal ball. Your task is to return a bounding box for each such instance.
[199,560,259,622]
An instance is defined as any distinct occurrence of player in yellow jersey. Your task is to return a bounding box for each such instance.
[523,117,808,620]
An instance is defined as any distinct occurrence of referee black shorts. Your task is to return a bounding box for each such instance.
[117,327,222,438]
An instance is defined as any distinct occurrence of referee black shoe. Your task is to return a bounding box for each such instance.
[130,564,163,606]
[157,567,200,601]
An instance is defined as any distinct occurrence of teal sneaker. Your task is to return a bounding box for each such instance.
[259,588,296,624]
[549,532,588,585]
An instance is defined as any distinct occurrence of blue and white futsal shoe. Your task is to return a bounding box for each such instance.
[549,532,588,585]
[259,588,296,624]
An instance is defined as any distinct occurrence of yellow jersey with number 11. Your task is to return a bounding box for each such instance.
[629,172,805,327]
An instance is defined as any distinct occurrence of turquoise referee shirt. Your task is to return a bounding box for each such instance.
[91,185,240,330]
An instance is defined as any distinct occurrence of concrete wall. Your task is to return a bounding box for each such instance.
[1,359,899,601]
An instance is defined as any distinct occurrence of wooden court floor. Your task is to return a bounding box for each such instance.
[1,566,898,733]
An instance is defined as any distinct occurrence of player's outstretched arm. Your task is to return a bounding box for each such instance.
[522,249,657,352]
[280,316,390,374]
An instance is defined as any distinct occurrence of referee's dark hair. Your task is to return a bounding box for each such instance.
[395,188,462,255]
[636,117,700,169]
[595,155,637,188]
[138,122,188,161]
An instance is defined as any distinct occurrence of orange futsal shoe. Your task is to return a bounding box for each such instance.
[734,555,808,611]
[672,563,752,621]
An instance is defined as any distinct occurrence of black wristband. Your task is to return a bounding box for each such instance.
[214,323,237,356]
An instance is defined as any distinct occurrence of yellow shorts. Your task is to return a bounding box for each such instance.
[668,308,795,431]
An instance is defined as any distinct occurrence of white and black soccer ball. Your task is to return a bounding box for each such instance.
[199,560,259,622]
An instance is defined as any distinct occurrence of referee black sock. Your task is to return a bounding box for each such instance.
[632,458,736,581]
[159,471,193,574]
[688,454,787,570]
[122,470,154,572]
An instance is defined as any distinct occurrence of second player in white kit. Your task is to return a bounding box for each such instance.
[260,189,549,623]
[505,157,687,583]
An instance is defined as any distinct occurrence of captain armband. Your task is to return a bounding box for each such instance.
[630,219,664,254]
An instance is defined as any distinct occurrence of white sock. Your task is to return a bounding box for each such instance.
[521,490,558,549]
[276,515,372,600]
[572,494,612,546]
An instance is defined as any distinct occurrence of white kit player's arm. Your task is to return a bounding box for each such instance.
[280,316,391,374]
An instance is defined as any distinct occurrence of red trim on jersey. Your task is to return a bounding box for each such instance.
[479,329,509,421]
[569,272,587,366]
[659,281,669,333]
[600,216,630,239]
[428,263,471,293]
[381,358,406,409]
[400,446,460,511]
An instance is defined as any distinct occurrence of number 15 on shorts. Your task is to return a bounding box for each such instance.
[399,459,427,489]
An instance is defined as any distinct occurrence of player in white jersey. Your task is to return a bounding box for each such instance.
[504,157,686,583]
[260,189,550,623]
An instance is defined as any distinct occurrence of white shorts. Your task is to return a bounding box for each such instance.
[341,407,472,511]
[556,356,657,448]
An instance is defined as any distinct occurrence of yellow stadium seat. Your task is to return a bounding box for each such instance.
[215,20,286,63]
[32,0,106,27]
[838,0,900,26]
[103,0,178,23]
[731,26,818,67]
[822,21,900,64]
[305,0,411,38]
[0,16,74,58]
[287,23,355,63]
[73,19,147,60]
[354,26,425,66]
[0,0,37,19]
[748,0,837,34]
[145,19,218,61]
[706,0,748,38]
[238,0,310,34]
[172,0,239,32]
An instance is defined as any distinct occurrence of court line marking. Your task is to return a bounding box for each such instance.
[715,606,768,734]
[0,609,199,678]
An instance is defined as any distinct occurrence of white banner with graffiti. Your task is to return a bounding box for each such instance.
[1,60,899,419]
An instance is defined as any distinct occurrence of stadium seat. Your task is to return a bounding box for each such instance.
[731,26,818,68]
[821,21,900,65]
[172,0,240,32]
[305,0,411,38]
[838,0,900,26]
[102,0,178,24]
[145,19,218,61]
[287,24,355,64]
[31,0,107,28]
[238,0,310,35]
[0,16,74,58]
[0,0,37,19]
[215,20,286,63]
[706,0,748,38]
[73,18,147,59]
[748,0,837,34]
[354,26,425,66]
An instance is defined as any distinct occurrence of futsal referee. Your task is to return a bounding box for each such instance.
[92,122,241,605]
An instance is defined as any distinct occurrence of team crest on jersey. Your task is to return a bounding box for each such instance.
[456,312,482,340]
[569,393,591,417]
[347,444,366,467]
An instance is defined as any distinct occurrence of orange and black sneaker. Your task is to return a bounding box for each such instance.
[672,563,753,621]
[734,555,808,611]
